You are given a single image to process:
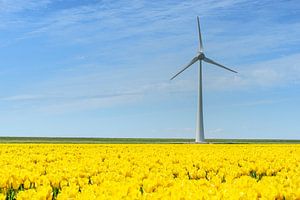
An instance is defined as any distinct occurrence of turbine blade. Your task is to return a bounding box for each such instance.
[203,57,237,73]
[197,16,204,52]
[170,56,199,80]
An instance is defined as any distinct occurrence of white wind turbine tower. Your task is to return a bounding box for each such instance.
[170,17,238,143]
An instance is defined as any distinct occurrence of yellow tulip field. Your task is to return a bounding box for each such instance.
[0,144,299,199]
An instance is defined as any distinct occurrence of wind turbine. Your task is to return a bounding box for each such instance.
[170,17,237,143]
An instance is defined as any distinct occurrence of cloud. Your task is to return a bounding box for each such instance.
[0,0,51,13]
[1,0,300,114]
[0,78,195,114]
[204,21,300,60]
[204,53,300,90]
[35,92,143,114]
[0,0,52,29]
[0,92,141,102]
[208,128,224,134]
[8,0,251,43]
[2,51,299,114]
[0,94,45,101]
[232,98,289,107]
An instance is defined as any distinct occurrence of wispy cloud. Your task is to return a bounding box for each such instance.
[0,78,195,114]
[35,92,143,114]
[208,128,224,135]
[0,94,45,101]
[7,0,252,43]
[205,53,300,90]
[1,1,300,110]
[232,98,289,107]
[2,52,299,113]
[0,0,51,13]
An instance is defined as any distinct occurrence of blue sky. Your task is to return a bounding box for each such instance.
[0,0,299,139]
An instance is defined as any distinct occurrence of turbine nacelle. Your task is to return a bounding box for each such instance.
[197,52,205,60]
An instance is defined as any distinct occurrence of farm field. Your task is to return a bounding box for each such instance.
[0,144,299,199]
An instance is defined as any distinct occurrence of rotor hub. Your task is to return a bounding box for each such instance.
[198,52,205,60]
